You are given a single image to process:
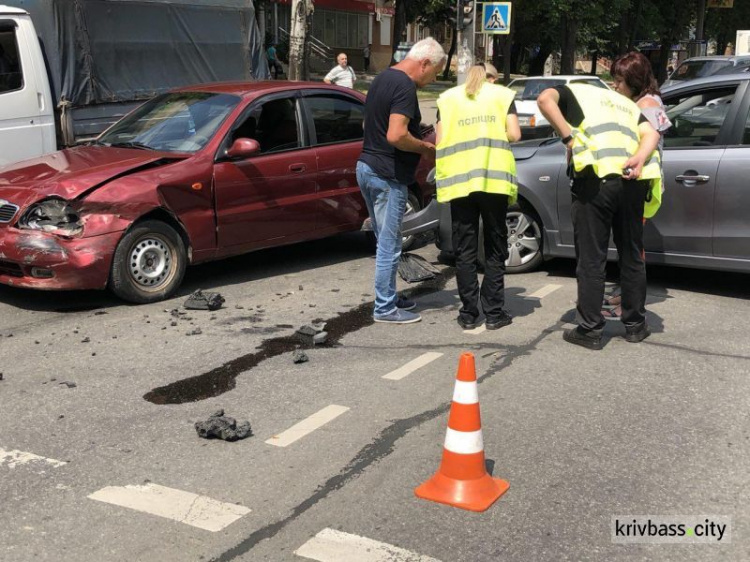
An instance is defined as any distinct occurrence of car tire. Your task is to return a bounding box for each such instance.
[109,220,187,304]
[477,204,544,274]
[401,190,422,251]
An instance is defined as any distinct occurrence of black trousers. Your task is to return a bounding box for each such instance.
[451,191,510,323]
[571,176,649,334]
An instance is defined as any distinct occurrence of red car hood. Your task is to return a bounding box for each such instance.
[0,146,181,209]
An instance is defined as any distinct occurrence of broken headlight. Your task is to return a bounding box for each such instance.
[19,198,83,235]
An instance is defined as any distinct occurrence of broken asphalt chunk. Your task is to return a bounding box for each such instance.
[184,289,225,311]
[296,323,328,345]
[292,350,309,364]
[186,328,203,336]
[194,409,252,441]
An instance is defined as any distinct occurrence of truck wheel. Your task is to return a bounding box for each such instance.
[109,220,187,303]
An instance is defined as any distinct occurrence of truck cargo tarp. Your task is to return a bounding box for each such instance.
[8,0,269,106]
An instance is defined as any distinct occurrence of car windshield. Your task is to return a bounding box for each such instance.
[670,60,733,82]
[98,92,241,153]
[509,79,566,100]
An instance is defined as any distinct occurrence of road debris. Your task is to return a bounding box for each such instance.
[296,322,328,345]
[398,252,440,283]
[194,410,252,441]
[292,350,309,364]
[184,289,225,311]
[59,381,77,388]
[186,328,203,336]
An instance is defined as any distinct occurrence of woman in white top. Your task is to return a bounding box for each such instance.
[603,51,672,319]
[324,53,357,89]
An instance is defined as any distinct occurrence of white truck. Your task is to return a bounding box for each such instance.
[0,0,267,167]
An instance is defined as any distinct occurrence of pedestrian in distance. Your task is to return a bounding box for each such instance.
[363,43,372,72]
[537,76,662,349]
[267,43,283,79]
[324,53,356,89]
[602,51,672,320]
[356,37,447,324]
[435,62,521,331]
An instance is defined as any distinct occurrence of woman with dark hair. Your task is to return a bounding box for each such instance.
[603,51,671,319]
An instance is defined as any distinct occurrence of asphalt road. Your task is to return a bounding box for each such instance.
[0,231,748,562]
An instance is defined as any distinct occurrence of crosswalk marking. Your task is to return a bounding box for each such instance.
[295,528,441,561]
[382,352,443,381]
[87,483,250,532]
[527,284,563,299]
[265,405,349,447]
[0,448,67,470]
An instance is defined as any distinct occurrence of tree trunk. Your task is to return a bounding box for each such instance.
[616,12,628,56]
[391,0,409,65]
[442,26,457,80]
[288,0,306,81]
[560,13,578,75]
[656,37,672,84]
[627,0,643,51]
[529,44,553,76]
[590,50,599,75]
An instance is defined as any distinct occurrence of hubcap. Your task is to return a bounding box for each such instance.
[506,211,541,268]
[129,237,172,287]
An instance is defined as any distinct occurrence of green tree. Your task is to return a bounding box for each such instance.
[706,2,750,54]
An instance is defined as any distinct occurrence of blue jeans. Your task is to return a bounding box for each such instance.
[356,161,407,316]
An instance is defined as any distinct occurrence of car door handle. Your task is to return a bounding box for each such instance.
[675,174,710,183]
[289,163,306,173]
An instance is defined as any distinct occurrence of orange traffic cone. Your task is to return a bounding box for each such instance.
[414,352,509,512]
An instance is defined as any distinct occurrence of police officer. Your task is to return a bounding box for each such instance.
[436,64,521,330]
[537,82,661,349]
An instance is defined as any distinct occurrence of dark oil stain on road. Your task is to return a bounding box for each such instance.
[144,267,454,405]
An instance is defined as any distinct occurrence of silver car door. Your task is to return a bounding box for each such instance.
[645,84,741,258]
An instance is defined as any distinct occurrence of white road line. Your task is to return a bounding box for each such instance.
[527,284,563,299]
[382,352,443,381]
[295,528,441,561]
[0,448,67,469]
[464,325,486,335]
[265,405,349,448]
[87,483,250,532]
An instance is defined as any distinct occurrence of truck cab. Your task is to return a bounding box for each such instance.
[0,6,55,167]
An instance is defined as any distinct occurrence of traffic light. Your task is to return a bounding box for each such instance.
[459,0,475,31]
[448,0,474,31]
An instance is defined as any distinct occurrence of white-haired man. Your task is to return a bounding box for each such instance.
[356,37,446,324]
[324,53,356,89]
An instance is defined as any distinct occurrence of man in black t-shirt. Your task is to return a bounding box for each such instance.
[356,37,446,324]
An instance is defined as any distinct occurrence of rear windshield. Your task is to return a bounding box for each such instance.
[670,60,733,82]
[509,79,566,100]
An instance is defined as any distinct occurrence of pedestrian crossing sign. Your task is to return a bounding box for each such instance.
[482,2,511,35]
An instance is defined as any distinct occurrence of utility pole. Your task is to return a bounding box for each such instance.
[695,0,707,56]
[456,0,476,85]
[288,0,307,81]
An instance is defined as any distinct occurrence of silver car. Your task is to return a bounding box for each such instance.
[436,73,750,274]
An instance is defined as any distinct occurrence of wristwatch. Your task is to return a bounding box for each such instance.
[561,133,574,146]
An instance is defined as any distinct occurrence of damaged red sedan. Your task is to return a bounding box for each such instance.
[0,83,436,303]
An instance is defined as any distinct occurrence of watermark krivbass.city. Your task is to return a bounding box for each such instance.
[611,515,732,544]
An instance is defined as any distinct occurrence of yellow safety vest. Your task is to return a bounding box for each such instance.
[435,82,518,204]
[567,84,663,218]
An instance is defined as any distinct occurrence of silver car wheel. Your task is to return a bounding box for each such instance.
[129,236,173,287]
[506,211,542,268]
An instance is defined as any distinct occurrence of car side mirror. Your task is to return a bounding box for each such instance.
[226,138,260,159]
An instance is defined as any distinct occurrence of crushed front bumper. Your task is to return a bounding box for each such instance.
[361,198,441,237]
[0,228,122,290]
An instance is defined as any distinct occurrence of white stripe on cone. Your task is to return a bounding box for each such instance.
[443,428,484,455]
[452,380,479,404]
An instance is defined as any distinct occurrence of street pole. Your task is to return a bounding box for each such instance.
[288,0,306,81]
[695,0,707,56]
[456,0,475,85]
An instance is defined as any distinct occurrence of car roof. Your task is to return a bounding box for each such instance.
[510,75,604,82]
[170,81,359,98]
[0,5,28,15]
[661,72,750,94]
[678,55,750,63]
